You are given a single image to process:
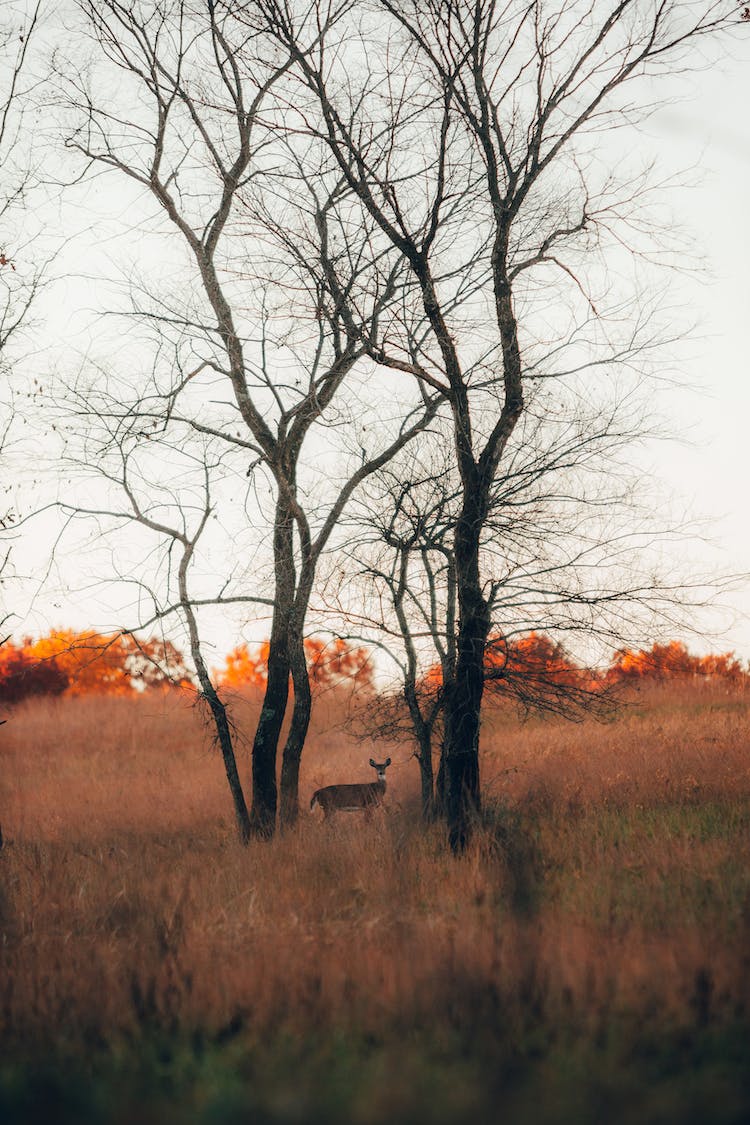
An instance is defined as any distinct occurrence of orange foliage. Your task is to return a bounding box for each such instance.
[27,631,139,696]
[221,641,270,689]
[422,631,595,695]
[608,641,748,686]
[421,662,443,692]
[0,641,68,702]
[485,631,594,690]
[0,630,191,703]
[304,637,373,688]
[219,638,373,692]
[421,633,748,698]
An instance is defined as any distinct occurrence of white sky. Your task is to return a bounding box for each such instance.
[641,47,750,650]
[3,8,750,665]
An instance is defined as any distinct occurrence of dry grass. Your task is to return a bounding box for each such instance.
[1,685,749,1123]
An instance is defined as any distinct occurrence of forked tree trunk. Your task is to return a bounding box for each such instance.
[249,497,295,838]
[279,628,312,828]
[249,641,289,838]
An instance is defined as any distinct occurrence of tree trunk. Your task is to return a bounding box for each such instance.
[435,743,447,815]
[401,675,436,821]
[249,638,289,838]
[443,666,483,850]
[417,732,435,821]
[249,495,295,838]
[279,626,312,828]
[442,503,489,851]
[204,683,252,845]
[179,555,252,846]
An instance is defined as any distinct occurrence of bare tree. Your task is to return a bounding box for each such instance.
[339,455,457,820]
[342,384,701,820]
[58,0,440,836]
[259,0,741,847]
[51,432,260,841]
[0,1,45,643]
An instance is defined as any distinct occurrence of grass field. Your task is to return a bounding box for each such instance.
[1,685,749,1123]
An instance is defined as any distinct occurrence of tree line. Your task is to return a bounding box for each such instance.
[2,627,745,703]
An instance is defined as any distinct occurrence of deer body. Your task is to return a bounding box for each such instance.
[310,758,392,820]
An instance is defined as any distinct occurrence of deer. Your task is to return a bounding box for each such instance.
[310,758,392,820]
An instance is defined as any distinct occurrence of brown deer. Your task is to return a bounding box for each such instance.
[310,758,392,820]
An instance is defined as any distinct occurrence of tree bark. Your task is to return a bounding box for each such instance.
[403,681,436,821]
[249,643,288,838]
[203,682,252,845]
[249,494,295,837]
[435,745,447,815]
[279,625,312,828]
[180,559,252,845]
[416,732,435,821]
[442,498,490,851]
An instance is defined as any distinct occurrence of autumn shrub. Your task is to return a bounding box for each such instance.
[609,640,749,687]
[0,645,68,703]
[0,631,191,704]
[218,637,374,692]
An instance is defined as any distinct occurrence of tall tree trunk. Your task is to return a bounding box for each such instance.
[435,744,447,815]
[203,682,252,845]
[249,496,295,838]
[279,626,312,828]
[416,731,435,821]
[404,682,435,821]
[180,567,251,845]
[442,502,490,851]
[249,632,289,838]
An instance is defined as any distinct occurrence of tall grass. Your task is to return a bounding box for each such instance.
[1,685,749,1123]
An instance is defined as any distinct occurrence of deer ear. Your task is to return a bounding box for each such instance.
[369,758,376,768]
[385,757,391,767]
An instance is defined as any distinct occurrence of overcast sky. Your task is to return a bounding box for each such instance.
[4,6,750,664]
[641,44,750,651]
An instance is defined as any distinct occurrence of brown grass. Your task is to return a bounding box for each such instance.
[3,683,748,838]
[1,685,749,1121]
